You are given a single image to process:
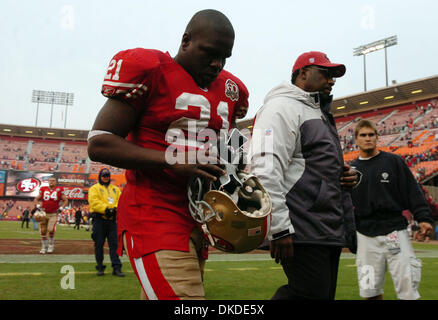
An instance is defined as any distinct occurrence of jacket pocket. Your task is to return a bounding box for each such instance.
[309,179,329,212]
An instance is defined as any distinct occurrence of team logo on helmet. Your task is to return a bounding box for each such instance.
[225,79,239,102]
[16,178,40,193]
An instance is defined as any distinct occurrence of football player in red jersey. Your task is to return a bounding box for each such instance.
[88,9,248,300]
[33,176,68,254]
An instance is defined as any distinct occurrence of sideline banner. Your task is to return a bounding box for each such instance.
[0,170,6,197]
[4,171,89,199]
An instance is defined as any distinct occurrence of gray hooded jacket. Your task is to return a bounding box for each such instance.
[248,81,356,247]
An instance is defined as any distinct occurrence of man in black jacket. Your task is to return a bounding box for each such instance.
[351,119,433,300]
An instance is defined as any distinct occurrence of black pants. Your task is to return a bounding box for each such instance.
[272,244,342,300]
[92,218,122,271]
[21,218,29,228]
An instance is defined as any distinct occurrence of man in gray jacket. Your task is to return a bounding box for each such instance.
[248,51,358,300]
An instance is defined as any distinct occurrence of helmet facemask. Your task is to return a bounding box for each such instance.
[188,129,272,253]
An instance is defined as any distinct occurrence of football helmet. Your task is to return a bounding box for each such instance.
[188,141,272,253]
[33,208,46,222]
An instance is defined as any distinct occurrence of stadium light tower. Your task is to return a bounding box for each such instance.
[31,90,74,128]
[353,35,398,92]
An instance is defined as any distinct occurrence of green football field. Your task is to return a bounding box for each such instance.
[1,221,438,300]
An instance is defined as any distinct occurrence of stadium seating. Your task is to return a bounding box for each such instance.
[0,137,28,161]
[0,199,32,220]
[0,136,123,175]
[28,140,60,162]
[60,142,88,163]
[1,97,438,185]
[338,99,438,182]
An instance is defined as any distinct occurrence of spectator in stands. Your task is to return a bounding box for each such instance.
[416,168,426,181]
[421,187,438,221]
[351,119,434,300]
[21,207,30,228]
[7,200,14,212]
[88,168,124,277]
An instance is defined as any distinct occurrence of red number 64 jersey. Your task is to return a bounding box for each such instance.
[100,48,249,258]
[39,186,65,214]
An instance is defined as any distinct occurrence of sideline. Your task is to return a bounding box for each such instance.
[2,250,438,264]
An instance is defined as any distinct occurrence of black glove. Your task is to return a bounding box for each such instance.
[346,231,357,254]
[105,208,117,220]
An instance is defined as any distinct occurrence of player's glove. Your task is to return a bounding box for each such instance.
[105,208,117,220]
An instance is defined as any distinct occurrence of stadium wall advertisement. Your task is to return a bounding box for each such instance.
[0,170,6,197]
[4,170,90,200]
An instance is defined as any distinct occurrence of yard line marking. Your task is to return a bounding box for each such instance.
[0,272,42,276]
[74,271,134,274]
[0,271,133,276]
[228,267,260,271]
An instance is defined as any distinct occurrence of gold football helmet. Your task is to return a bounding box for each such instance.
[188,165,272,254]
[33,208,47,222]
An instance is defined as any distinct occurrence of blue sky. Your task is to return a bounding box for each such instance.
[1,0,437,130]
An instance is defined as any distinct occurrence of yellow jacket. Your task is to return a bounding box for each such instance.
[88,183,121,218]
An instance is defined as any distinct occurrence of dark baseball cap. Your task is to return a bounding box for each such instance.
[292,51,346,78]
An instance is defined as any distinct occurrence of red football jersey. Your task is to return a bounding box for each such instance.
[101,48,249,258]
[39,185,64,213]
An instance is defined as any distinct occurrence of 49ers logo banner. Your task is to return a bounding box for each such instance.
[16,178,41,193]
[5,171,89,198]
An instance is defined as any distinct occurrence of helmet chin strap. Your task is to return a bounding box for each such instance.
[187,129,273,253]
[201,224,215,247]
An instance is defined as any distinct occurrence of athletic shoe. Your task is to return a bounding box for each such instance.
[40,248,47,254]
[113,268,125,277]
[47,244,54,253]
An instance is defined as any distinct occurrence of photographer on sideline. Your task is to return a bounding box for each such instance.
[88,168,124,277]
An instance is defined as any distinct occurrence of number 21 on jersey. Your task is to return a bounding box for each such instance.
[105,59,123,81]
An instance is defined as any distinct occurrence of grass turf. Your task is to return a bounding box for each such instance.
[1,221,438,300]
[1,258,438,300]
[0,220,92,240]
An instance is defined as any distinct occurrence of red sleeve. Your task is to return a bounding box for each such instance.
[231,76,249,120]
[101,48,161,112]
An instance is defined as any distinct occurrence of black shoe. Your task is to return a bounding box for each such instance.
[113,269,125,277]
[96,265,106,276]
[96,270,105,276]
